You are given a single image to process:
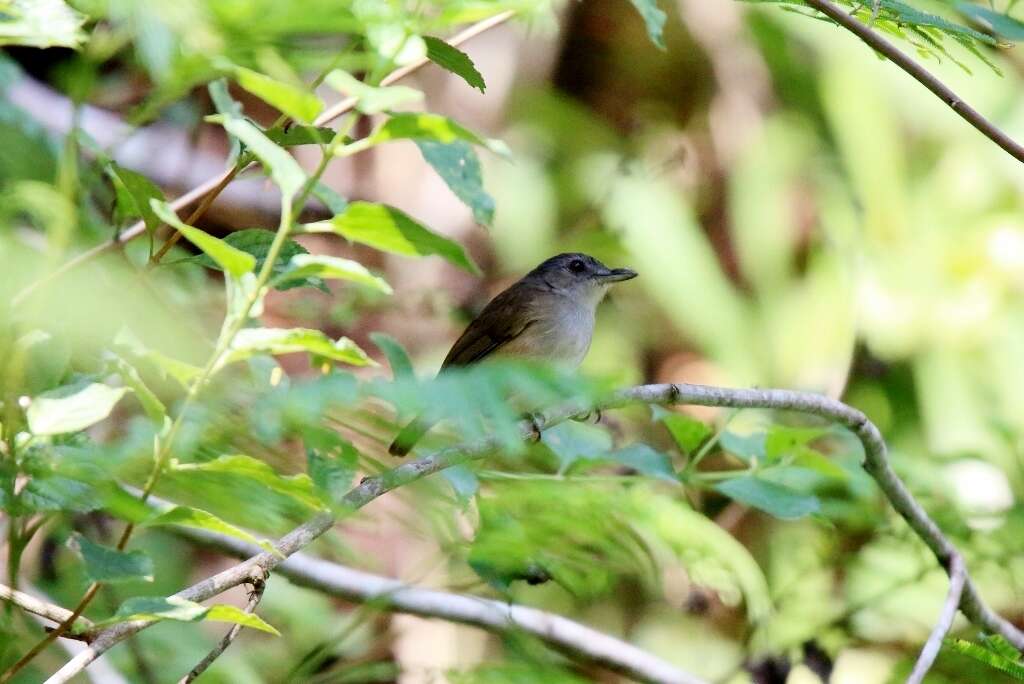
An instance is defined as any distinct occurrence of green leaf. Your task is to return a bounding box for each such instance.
[151,200,256,277]
[218,116,307,198]
[0,0,87,48]
[714,476,821,520]
[627,0,667,50]
[309,201,479,274]
[98,596,280,635]
[205,604,281,635]
[764,426,827,462]
[369,332,414,381]
[69,533,154,584]
[172,454,326,510]
[180,228,324,291]
[946,638,1024,679]
[653,407,711,454]
[442,465,479,504]
[272,254,392,293]
[265,126,340,147]
[105,163,165,236]
[957,3,1024,41]
[208,79,243,162]
[541,421,614,472]
[602,444,677,481]
[109,354,166,425]
[27,381,128,436]
[719,431,766,464]
[306,445,357,506]
[311,182,348,213]
[224,327,374,367]
[144,506,281,557]
[423,36,486,91]
[367,113,503,154]
[19,475,103,513]
[324,69,423,114]
[416,140,495,226]
[233,66,323,123]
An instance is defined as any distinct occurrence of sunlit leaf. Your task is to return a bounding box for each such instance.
[416,140,494,226]
[224,327,374,367]
[308,201,479,274]
[652,406,711,454]
[97,596,280,635]
[272,253,392,293]
[144,505,281,557]
[180,228,324,292]
[714,475,821,519]
[27,381,128,436]
[172,454,326,510]
[69,533,154,584]
[424,36,486,91]
[108,354,166,425]
[233,66,323,123]
[217,116,307,198]
[324,69,423,114]
[367,113,506,156]
[151,200,256,277]
[105,162,166,237]
[0,0,86,48]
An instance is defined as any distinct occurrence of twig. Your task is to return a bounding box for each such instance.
[907,554,967,684]
[46,382,1024,683]
[169,524,705,684]
[178,566,268,683]
[10,10,517,307]
[802,0,1024,164]
[0,584,93,635]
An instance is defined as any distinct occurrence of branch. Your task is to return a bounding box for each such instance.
[178,566,267,684]
[0,584,93,636]
[10,9,517,307]
[802,0,1024,165]
[168,525,704,684]
[47,383,1024,683]
[907,554,967,684]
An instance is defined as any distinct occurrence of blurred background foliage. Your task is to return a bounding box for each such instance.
[2,0,1024,682]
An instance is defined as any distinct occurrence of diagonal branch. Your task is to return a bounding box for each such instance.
[178,566,268,684]
[802,0,1024,164]
[10,10,516,307]
[907,553,967,684]
[45,383,1024,684]
[0,584,93,636]
[170,524,705,684]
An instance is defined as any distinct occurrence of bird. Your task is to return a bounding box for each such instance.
[388,252,637,456]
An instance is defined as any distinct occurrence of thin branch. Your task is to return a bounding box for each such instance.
[46,382,1024,683]
[0,584,93,635]
[907,554,967,684]
[10,10,517,307]
[178,566,267,684]
[802,0,1024,164]
[173,526,705,684]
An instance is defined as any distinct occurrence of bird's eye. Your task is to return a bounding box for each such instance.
[568,259,586,273]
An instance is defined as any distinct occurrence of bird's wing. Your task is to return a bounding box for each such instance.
[441,286,540,368]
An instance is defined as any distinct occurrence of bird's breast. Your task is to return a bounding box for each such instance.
[499,301,595,369]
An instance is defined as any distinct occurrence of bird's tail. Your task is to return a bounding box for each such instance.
[388,416,436,456]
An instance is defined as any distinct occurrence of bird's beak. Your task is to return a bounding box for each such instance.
[597,267,638,283]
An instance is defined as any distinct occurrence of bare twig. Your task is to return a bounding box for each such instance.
[46,382,1024,683]
[179,566,268,684]
[802,0,1024,164]
[170,524,705,684]
[10,10,517,307]
[907,554,967,684]
[0,584,93,635]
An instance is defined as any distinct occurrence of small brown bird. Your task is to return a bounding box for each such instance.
[388,252,637,456]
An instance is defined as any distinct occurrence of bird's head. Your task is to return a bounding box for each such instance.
[525,253,637,307]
